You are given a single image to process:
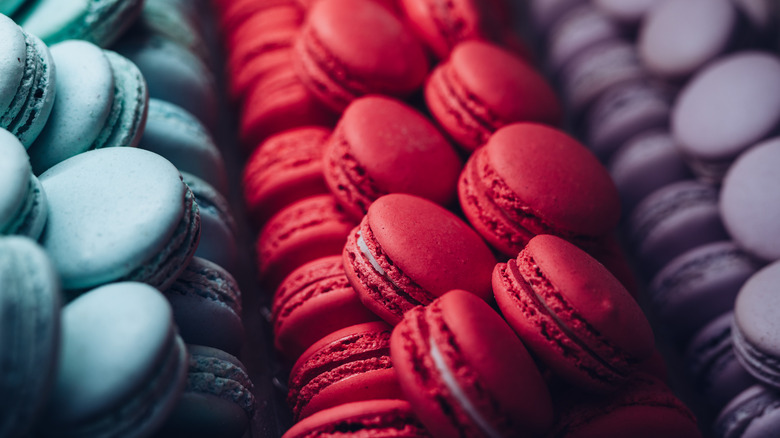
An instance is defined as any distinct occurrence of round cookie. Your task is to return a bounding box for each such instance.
[0,128,48,239]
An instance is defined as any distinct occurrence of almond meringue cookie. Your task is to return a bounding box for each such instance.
[0,128,48,239]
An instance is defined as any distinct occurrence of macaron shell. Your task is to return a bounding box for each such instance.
[0,129,33,230]
[0,15,27,114]
[367,194,496,300]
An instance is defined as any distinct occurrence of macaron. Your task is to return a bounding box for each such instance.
[714,384,780,438]
[182,173,239,276]
[157,345,256,438]
[139,99,229,196]
[281,399,430,438]
[720,136,780,262]
[40,282,188,438]
[0,236,61,438]
[608,129,692,215]
[549,374,701,437]
[323,96,462,219]
[243,126,331,228]
[28,40,149,175]
[627,179,729,276]
[493,234,655,392]
[592,0,660,25]
[671,51,780,182]
[115,31,219,132]
[686,312,756,411]
[397,0,502,59]
[650,241,761,345]
[287,321,402,421]
[293,0,429,113]
[0,14,56,148]
[528,0,586,36]
[239,65,338,150]
[163,257,245,356]
[638,0,738,80]
[584,80,670,162]
[272,255,379,362]
[0,128,48,239]
[458,123,620,258]
[425,41,561,152]
[256,194,357,290]
[391,289,554,437]
[545,4,621,74]
[343,193,496,325]
[733,260,780,389]
[16,0,145,47]
[559,38,645,116]
[39,147,201,294]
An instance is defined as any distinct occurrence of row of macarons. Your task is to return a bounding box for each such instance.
[528,0,780,436]
[0,1,265,437]
[211,0,707,436]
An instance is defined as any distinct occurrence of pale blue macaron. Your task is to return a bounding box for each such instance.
[157,345,256,438]
[139,99,228,195]
[40,282,188,438]
[0,14,56,148]
[15,0,145,47]
[182,172,239,277]
[733,261,780,390]
[39,147,201,295]
[28,40,149,175]
[0,128,47,239]
[0,236,61,438]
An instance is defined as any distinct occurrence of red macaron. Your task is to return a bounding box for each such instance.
[397,0,503,59]
[256,194,357,290]
[323,95,462,219]
[391,289,554,437]
[243,126,331,228]
[425,41,561,152]
[272,255,380,362]
[281,399,430,438]
[492,234,655,392]
[293,0,429,113]
[286,321,403,421]
[458,123,621,258]
[343,193,496,325]
[550,374,701,437]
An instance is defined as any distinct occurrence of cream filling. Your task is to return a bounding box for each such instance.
[429,338,502,438]
[357,231,403,290]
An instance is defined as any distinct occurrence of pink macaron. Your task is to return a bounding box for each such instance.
[342,193,496,325]
[323,95,462,219]
[425,41,561,152]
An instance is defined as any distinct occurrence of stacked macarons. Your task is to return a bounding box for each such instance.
[531,0,780,434]
[0,3,262,437]
[214,1,704,436]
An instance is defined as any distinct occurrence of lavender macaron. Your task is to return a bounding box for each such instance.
[715,385,780,438]
[733,261,780,389]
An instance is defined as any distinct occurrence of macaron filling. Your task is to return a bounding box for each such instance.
[428,337,503,438]
[501,257,634,385]
[353,223,436,311]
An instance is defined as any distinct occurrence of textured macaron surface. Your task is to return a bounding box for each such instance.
[324,96,461,217]
[460,123,619,255]
[494,235,654,390]
[0,129,35,233]
[39,147,200,291]
[391,290,553,437]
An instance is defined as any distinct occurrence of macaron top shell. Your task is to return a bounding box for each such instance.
[0,15,27,115]
[527,234,654,360]
[672,51,780,162]
[484,123,620,237]
[446,41,561,127]
[367,194,496,299]
[39,147,198,291]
